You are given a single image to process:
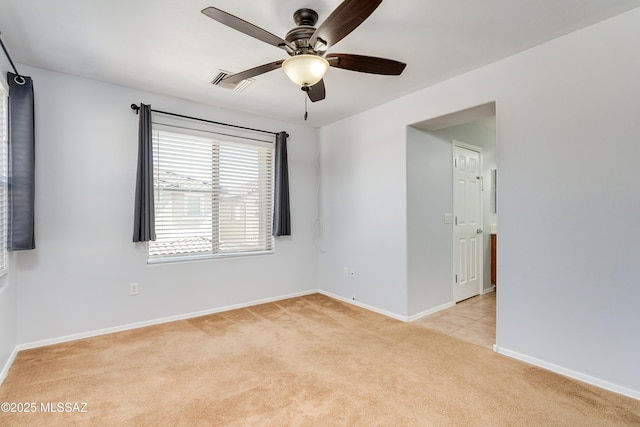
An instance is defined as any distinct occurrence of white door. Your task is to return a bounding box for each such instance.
[453,143,483,302]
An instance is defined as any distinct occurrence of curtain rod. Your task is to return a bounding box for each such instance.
[0,32,25,85]
[130,104,286,137]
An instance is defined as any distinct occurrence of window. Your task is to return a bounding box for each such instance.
[148,127,274,262]
[0,84,8,275]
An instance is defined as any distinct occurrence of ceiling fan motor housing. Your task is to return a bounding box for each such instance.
[285,9,324,54]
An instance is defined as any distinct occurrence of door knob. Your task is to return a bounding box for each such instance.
[476,228,483,234]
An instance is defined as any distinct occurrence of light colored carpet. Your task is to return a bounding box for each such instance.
[1,293,638,426]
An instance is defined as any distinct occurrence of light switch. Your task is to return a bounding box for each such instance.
[444,213,453,224]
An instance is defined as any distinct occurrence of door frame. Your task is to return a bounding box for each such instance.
[452,140,484,302]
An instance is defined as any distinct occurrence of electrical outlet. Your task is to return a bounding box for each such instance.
[130,282,139,296]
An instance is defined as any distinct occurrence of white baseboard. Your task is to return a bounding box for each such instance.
[481,286,496,295]
[0,347,20,386]
[406,301,455,322]
[318,290,410,322]
[16,289,319,352]
[495,345,640,401]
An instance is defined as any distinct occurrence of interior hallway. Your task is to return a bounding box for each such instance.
[412,291,496,349]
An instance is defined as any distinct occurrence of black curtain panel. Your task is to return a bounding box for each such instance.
[272,131,291,236]
[132,103,156,242]
[7,72,36,251]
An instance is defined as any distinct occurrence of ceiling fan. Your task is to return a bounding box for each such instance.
[201,0,406,104]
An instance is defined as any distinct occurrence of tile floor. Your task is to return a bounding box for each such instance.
[412,291,496,349]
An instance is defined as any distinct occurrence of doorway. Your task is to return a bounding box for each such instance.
[406,101,496,324]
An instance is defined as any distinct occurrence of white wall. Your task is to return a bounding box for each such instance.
[406,127,453,316]
[13,66,319,344]
[0,56,18,378]
[317,115,408,315]
[319,8,640,395]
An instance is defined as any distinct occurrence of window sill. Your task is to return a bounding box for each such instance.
[147,250,275,265]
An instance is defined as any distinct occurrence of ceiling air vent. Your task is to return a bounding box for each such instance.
[210,70,253,92]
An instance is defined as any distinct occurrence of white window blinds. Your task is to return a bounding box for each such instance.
[148,128,274,261]
[0,85,8,274]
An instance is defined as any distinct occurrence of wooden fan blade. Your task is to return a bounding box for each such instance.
[202,7,292,51]
[221,60,285,84]
[309,0,383,49]
[306,79,326,102]
[326,53,406,75]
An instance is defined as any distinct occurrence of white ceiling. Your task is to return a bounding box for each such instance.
[1,0,639,127]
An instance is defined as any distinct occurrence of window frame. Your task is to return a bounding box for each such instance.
[147,121,275,264]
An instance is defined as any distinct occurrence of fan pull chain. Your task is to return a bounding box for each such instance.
[304,92,308,121]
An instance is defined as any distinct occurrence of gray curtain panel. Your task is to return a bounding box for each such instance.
[132,103,156,242]
[273,131,291,236]
[7,72,36,251]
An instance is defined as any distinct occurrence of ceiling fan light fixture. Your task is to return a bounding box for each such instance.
[282,54,329,87]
